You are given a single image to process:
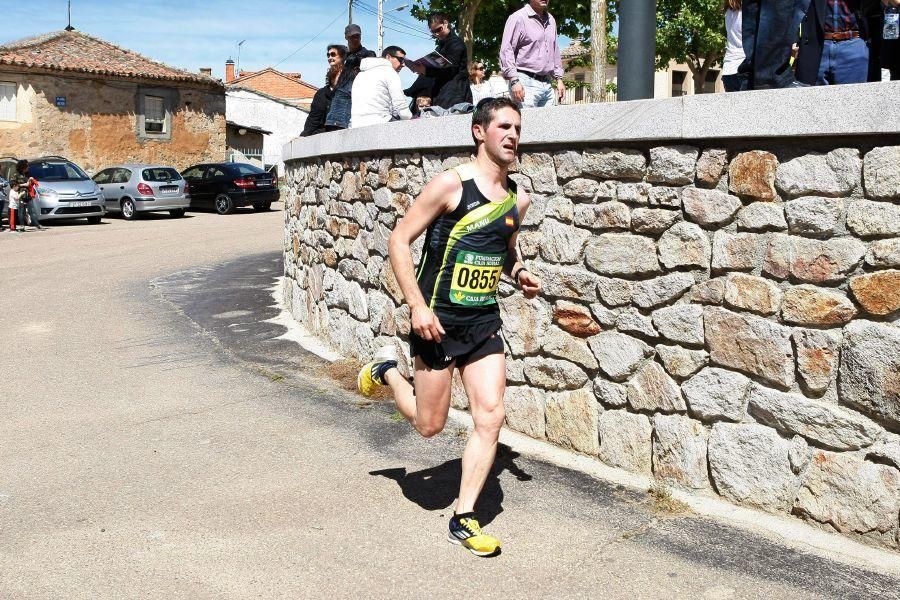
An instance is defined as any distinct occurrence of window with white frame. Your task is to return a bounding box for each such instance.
[0,82,16,121]
[144,95,166,133]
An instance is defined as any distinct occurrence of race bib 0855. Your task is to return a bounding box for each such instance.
[449,251,505,306]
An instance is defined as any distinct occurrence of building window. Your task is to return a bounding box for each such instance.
[0,82,16,121]
[671,71,687,97]
[144,95,166,133]
[703,70,720,94]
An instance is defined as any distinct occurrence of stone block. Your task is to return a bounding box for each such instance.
[574,201,631,230]
[708,422,802,511]
[598,410,653,474]
[775,148,861,198]
[762,234,865,284]
[631,208,682,234]
[656,345,709,380]
[583,148,646,181]
[553,300,602,338]
[658,222,711,270]
[863,146,900,200]
[522,193,548,226]
[795,451,900,541]
[593,378,627,408]
[517,230,543,259]
[503,386,546,439]
[648,145,698,185]
[632,273,695,309]
[691,277,726,305]
[538,219,590,264]
[653,414,710,489]
[724,273,783,316]
[682,367,751,422]
[554,150,584,180]
[616,182,651,205]
[736,202,788,232]
[543,326,599,370]
[781,285,857,325]
[546,388,600,455]
[729,150,778,201]
[784,196,844,237]
[866,239,900,268]
[696,148,728,189]
[867,436,900,471]
[849,270,900,316]
[748,385,883,451]
[682,187,743,227]
[500,295,551,356]
[518,152,559,193]
[617,308,659,339]
[648,186,682,208]
[711,231,761,272]
[705,307,795,389]
[652,304,705,347]
[531,263,602,301]
[596,277,633,307]
[626,361,686,413]
[838,320,900,429]
[793,329,842,396]
[563,178,602,201]
[545,196,574,223]
[589,303,620,328]
[585,234,661,276]
[588,332,653,382]
[524,357,589,391]
[845,200,900,237]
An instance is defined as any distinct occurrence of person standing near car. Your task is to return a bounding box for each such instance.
[500,0,566,107]
[325,25,376,131]
[10,160,45,232]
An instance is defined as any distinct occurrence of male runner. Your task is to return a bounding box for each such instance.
[358,97,541,557]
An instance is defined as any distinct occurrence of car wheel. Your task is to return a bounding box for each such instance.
[121,198,137,220]
[252,203,272,212]
[214,193,235,215]
[169,208,186,218]
[87,216,102,225]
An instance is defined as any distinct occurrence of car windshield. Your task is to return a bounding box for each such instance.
[143,167,182,182]
[28,160,89,181]
[227,164,266,176]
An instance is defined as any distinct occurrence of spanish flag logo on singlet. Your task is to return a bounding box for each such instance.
[505,216,515,227]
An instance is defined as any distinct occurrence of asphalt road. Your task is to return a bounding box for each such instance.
[1,208,899,599]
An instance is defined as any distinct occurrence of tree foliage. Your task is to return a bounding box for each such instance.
[655,0,727,93]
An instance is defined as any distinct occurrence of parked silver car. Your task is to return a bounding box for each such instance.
[93,164,189,220]
[0,156,106,224]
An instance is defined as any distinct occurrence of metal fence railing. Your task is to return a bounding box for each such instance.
[559,86,618,105]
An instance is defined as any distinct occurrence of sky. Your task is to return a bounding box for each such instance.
[0,0,447,88]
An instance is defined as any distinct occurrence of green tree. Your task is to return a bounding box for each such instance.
[655,0,727,94]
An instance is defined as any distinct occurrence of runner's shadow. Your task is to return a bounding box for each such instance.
[370,444,532,526]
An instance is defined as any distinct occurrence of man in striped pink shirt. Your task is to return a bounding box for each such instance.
[500,0,566,108]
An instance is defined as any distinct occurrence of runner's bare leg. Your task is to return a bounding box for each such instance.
[384,357,454,438]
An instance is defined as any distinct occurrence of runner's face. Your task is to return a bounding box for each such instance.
[480,107,521,165]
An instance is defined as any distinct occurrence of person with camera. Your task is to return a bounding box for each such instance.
[10,160,46,232]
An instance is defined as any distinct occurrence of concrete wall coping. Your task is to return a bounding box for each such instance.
[283,81,900,162]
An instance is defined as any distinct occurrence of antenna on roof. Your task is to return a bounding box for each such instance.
[65,0,75,31]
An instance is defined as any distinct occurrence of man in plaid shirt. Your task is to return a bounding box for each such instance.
[796,0,876,84]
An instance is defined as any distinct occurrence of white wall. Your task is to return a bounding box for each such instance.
[226,88,308,175]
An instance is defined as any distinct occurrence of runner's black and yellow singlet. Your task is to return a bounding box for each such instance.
[415,163,520,325]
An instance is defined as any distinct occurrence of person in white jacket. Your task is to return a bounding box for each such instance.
[350,46,413,128]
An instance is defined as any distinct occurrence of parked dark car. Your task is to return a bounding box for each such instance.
[180,162,279,215]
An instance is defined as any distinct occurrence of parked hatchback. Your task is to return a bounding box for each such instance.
[0,156,105,224]
[93,164,189,220]
[181,162,278,215]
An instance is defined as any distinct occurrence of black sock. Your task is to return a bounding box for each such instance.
[452,511,476,521]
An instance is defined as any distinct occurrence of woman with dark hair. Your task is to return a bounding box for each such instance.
[302,44,347,136]
[10,159,44,232]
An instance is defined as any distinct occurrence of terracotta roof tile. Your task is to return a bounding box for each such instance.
[0,30,222,87]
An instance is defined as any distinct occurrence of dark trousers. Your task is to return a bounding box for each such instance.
[740,0,809,88]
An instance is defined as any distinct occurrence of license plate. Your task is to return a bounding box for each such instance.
[160,186,178,194]
[70,201,92,207]
[257,180,272,186]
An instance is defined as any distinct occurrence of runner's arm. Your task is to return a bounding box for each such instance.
[388,171,461,341]
[505,190,541,299]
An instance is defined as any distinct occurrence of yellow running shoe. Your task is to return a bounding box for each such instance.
[448,514,502,557]
[357,345,399,397]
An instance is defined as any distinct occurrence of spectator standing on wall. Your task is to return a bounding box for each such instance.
[351,46,413,128]
[302,44,347,137]
[795,0,872,84]
[408,13,472,108]
[325,25,376,131]
[500,0,565,107]
[863,0,900,80]
[723,0,748,90]
[740,0,810,88]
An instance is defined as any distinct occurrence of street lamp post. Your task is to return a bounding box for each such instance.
[618,0,656,101]
[378,2,409,55]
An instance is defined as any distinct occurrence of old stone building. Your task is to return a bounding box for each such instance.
[0,30,226,172]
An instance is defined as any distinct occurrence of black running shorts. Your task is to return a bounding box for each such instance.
[409,318,504,370]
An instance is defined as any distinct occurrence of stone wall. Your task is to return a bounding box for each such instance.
[283,87,900,551]
[0,71,225,172]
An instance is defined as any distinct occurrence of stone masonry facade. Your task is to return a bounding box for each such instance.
[283,143,900,551]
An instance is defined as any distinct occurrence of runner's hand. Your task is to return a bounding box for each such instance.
[411,305,445,343]
[518,270,541,299]
[511,83,525,103]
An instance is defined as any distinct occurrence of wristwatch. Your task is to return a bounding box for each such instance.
[509,78,520,86]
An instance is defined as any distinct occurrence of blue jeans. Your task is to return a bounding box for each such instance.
[741,0,808,88]
[817,37,869,84]
[513,72,557,108]
[324,84,352,130]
